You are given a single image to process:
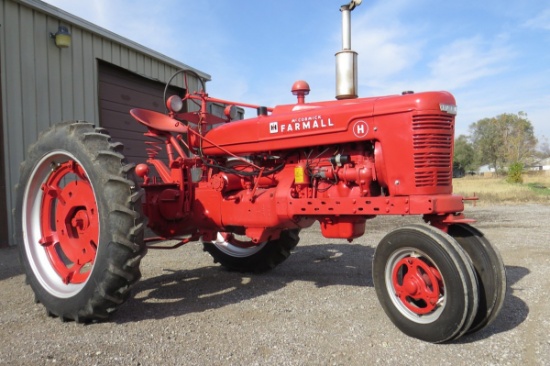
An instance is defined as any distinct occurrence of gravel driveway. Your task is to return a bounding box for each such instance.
[1,204,549,365]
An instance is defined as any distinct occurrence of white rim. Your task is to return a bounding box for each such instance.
[22,150,99,298]
[211,233,267,258]
[384,247,446,324]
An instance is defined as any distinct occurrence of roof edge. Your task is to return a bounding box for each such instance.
[15,0,212,81]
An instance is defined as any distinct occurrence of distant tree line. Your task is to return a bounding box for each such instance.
[453,112,547,175]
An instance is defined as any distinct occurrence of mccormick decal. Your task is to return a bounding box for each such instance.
[269,115,334,134]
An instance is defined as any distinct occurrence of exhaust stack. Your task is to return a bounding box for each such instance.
[335,0,362,100]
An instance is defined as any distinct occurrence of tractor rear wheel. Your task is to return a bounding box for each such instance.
[15,121,145,322]
[372,224,479,343]
[448,223,506,334]
[203,229,300,273]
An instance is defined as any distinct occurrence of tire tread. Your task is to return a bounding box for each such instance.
[15,121,146,322]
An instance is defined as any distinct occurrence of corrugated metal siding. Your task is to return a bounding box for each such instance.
[0,46,6,247]
[0,0,208,246]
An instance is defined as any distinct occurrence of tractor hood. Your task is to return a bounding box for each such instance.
[201,91,456,155]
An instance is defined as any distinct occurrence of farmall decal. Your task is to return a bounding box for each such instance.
[269,115,334,134]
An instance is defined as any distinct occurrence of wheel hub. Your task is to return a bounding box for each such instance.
[71,210,90,233]
[392,256,442,315]
[403,272,421,296]
[39,160,99,284]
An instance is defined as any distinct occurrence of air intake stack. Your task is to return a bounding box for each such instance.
[335,0,362,100]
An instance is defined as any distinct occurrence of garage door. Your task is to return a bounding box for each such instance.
[98,61,185,167]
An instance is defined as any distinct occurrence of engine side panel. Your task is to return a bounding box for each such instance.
[201,91,454,156]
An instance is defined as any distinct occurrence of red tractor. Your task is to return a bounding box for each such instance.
[15,1,505,343]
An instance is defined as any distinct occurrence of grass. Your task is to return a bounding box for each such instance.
[526,182,550,196]
[452,171,550,204]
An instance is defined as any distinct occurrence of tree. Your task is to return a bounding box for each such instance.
[506,162,524,184]
[537,136,550,158]
[469,117,503,172]
[454,135,475,172]
[500,112,537,165]
[469,112,538,173]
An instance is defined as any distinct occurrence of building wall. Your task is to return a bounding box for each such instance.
[0,0,209,246]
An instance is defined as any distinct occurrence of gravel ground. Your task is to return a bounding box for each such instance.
[1,204,549,365]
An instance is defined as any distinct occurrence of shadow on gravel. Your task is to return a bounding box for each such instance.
[0,247,23,281]
[115,243,374,323]
[460,265,530,343]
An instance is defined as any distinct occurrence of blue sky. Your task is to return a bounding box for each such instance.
[43,0,550,143]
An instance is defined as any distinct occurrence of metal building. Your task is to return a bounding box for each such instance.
[0,0,211,247]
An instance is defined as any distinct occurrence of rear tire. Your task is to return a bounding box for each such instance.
[15,121,146,322]
[373,224,479,343]
[203,230,300,273]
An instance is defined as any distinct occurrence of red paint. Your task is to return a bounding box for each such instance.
[392,256,443,315]
[39,161,98,284]
[130,82,463,243]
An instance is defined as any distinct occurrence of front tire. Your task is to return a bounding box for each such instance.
[203,230,300,273]
[373,224,479,343]
[448,224,506,334]
[15,121,146,322]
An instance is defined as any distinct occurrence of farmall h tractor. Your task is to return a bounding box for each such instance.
[15,1,505,343]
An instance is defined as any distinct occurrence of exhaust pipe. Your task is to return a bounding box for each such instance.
[335,0,362,100]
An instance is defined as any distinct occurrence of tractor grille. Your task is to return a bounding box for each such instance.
[412,114,453,188]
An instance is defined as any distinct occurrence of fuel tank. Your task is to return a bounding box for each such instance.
[201,91,456,155]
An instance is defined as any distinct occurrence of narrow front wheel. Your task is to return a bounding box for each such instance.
[449,224,506,334]
[373,224,479,343]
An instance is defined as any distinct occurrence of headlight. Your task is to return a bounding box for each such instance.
[166,95,184,113]
[440,103,457,115]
